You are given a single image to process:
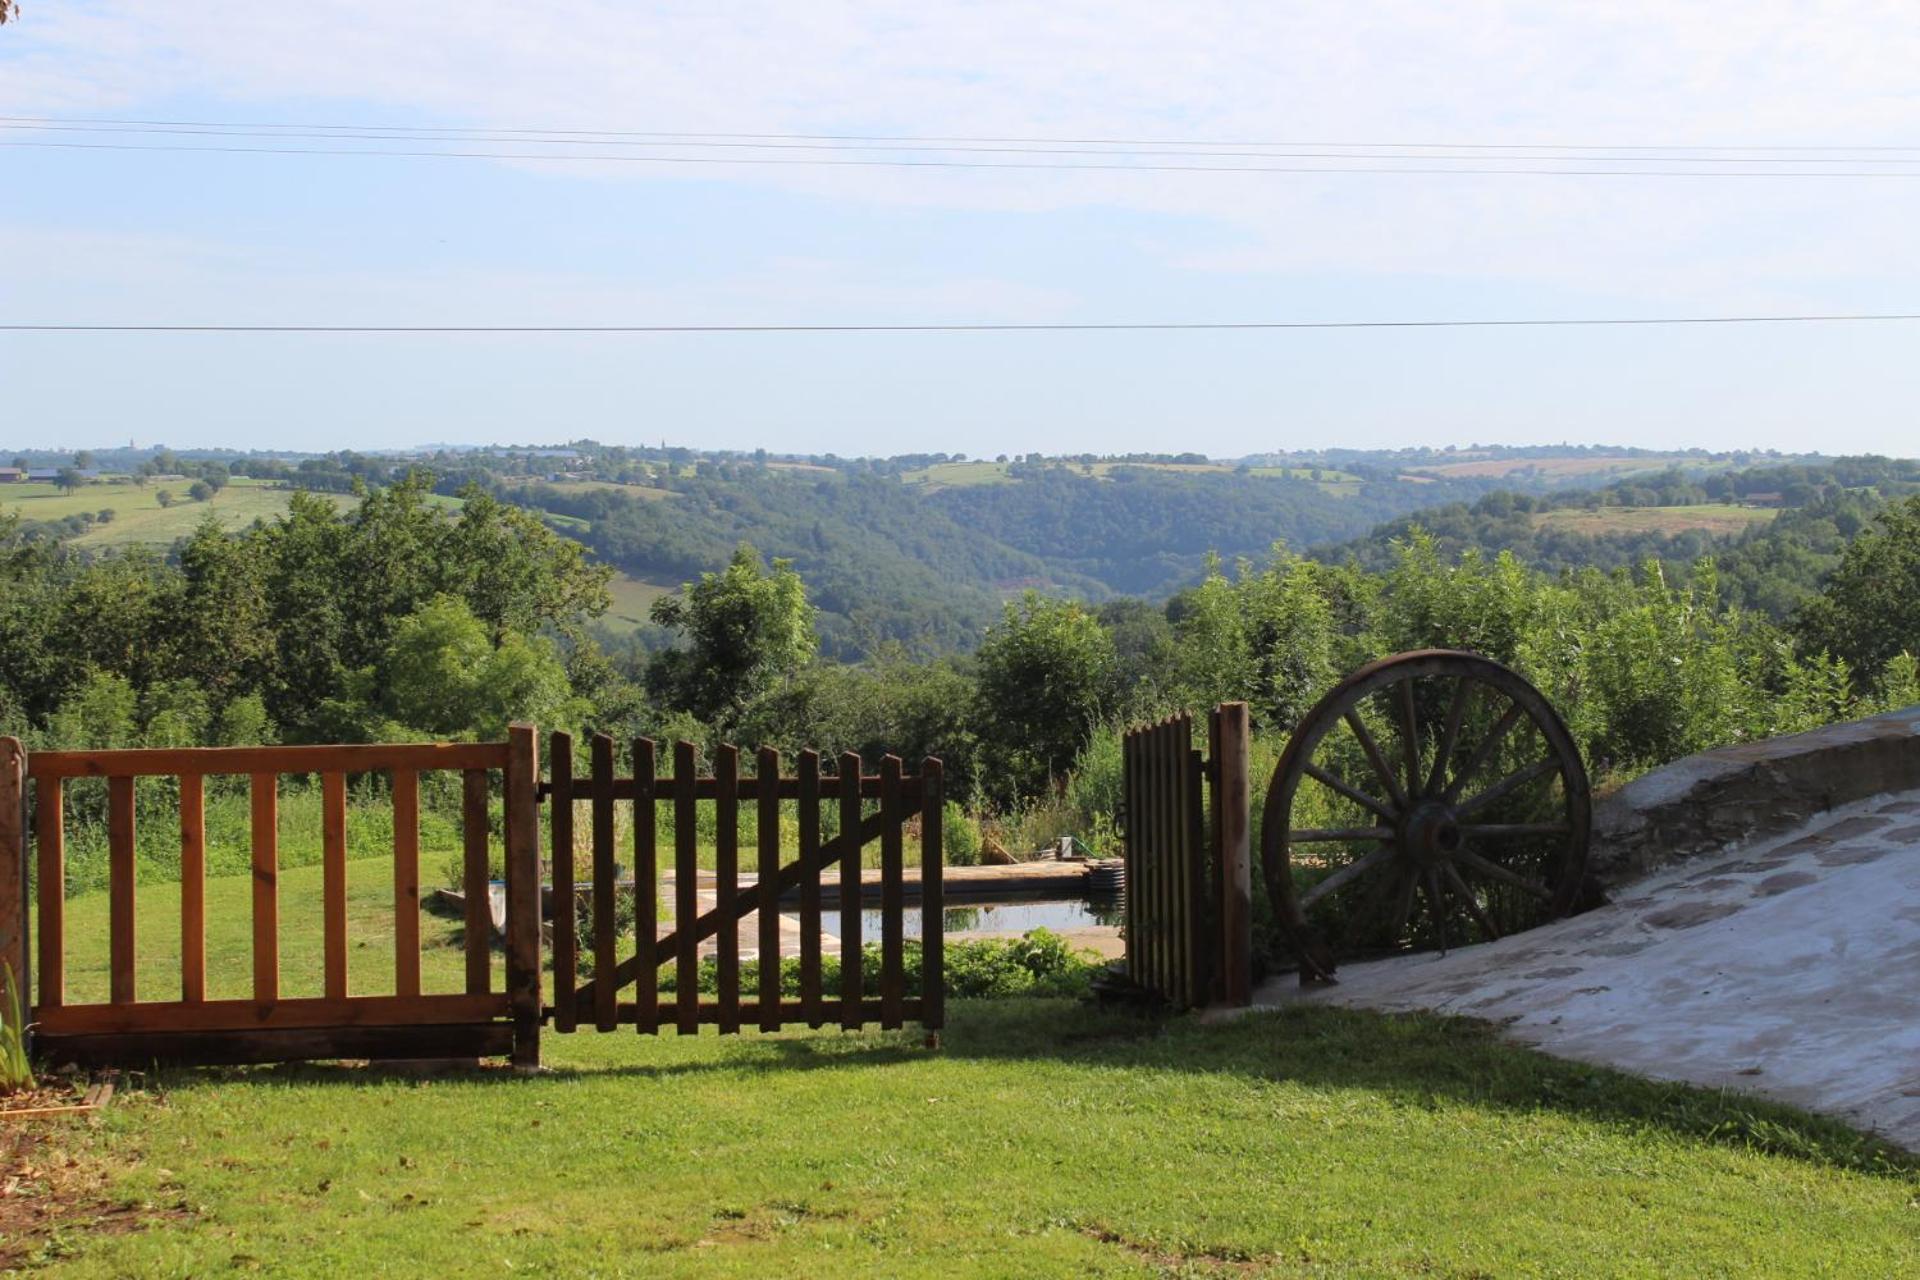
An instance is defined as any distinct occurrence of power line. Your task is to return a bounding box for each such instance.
[10,138,1920,178]
[6,122,1920,166]
[6,314,1920,334]
[5,114,1918,152]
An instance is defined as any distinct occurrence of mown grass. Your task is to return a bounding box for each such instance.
[1533,503,1780,537]
[1,477,352,549]
[31,1000,1917,1276]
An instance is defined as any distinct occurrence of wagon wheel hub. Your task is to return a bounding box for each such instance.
[1400,801,1463,867]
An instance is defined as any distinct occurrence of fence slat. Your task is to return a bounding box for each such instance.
[392,768,421,998]
[633,738,658,1035]
[674,740,699,1035]
[1121,731,1136,988]
[461,769,491,995]
[757,747,782,1032]
[879,756,904,1030]
[179,773,205,1004]
[591,733,618,1032]
[715,744,740,1035]
[34,776,62,1009]
[549,732,576,1031]
[321,772,348,1001]
[838,751,863,1031]
[1173,720,1192,1006]
[251,772,278,1005]
[504,724,541,1069]
[108,776,135,1004]
[920,757,945,1032]
[799,749,822,1028]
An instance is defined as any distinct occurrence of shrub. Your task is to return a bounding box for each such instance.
[941,800,981,866]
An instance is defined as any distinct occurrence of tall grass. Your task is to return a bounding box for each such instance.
[0,966,33,1094]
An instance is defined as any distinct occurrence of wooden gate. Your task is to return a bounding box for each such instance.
[540,734,944,1038]
[1121,703,1251,1009]
[2,728,542,1068]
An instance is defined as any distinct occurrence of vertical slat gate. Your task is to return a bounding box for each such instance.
[1119,711,1225,1010]
[920,757,945,1031]
[107,776,136,1004]
[179,772,205,1003]
[633,738,658,1035]
[461,769,491,995]
[549,732,577,1032]
[321,771,348,1001]
[674,740,698,1036]
[799,749,822,1027]
[35,775,62,1010]
[591,733,617,1032]
[756,747,781,1032]
[505,723,542,1069]
[250,772,278,1006]
[879,755,904,1030]
[838,751,863,1031]
[714,744,740,1035]
[392,768,420,999]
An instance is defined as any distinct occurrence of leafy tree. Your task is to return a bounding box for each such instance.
[1794,494,1920,685]
[351,595,581,739]
[53,468,83,493]
[647,544,815,726]
[188,480,213,502]
[155,489,174,508]
[973,593,1118,801]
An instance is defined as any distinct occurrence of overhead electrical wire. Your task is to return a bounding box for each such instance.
[10,137,1920,177]
[6,315,1920,335]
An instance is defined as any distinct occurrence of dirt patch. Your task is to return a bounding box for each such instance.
[0,1123,191,1268]
[1079,1222,1270,1275]
[1754,871,1820,897]
[1643,901,1744,930]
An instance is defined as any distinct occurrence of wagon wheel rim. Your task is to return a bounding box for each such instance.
[1260,649,1591,982]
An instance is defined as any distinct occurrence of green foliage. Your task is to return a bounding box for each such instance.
[364,595,583,739]
[0,966,32,1095]
[1794,494,1920,679]
[647,543,816,726]
[973,593,1119,801]
[940,800,981,867]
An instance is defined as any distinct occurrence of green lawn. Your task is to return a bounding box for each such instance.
[19,865,1919,1275]
[603,571,676,632]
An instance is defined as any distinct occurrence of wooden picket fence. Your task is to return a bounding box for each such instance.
[1,730,541,1068]
[542,734,944,1037]
[0,726,944,1069]
[1121,703,1251,1009]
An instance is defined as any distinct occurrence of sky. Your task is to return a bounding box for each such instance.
[3,2,1920,459]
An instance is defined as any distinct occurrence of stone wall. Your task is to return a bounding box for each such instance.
[1591,705,1920,885]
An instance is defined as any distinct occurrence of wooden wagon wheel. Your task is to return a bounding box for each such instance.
[1260,649,1590,982]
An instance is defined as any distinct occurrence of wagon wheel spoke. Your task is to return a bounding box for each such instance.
[1442,860,1501,941]
[1424,867,1449,954]
[1461,822,1571,838]
[1454,848,1555,902]
[1342,709,1407,810]
[1424,678,1475,797]
[1384,867,1421,942]
[1299,845,1395,909]
[1454,756,1559,819]
[1440,698,1526,803]
[1290,826,1395,843]
[1302,762,1397,822]
[1340,863,1412,951]
[1397,678,1422,798]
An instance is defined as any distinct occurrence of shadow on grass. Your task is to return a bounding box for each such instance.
[165,997,1917,1180]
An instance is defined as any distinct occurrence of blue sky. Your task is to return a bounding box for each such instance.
[4,2,1920,458]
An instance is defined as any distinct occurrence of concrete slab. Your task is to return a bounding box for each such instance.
[1232,792,1920,1150]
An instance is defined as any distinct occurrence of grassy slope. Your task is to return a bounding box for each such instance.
[29,864,1920,1277]
[1533,504,1780,536]
[2,478,352,548]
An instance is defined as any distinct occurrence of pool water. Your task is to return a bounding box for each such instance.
[859,898,1124,938]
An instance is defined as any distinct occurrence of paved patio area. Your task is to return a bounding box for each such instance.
[1232,792,1920,1150]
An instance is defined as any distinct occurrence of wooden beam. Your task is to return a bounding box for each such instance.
[36,991,510,1035]
[460,769,491,995]
[28,741,508,780]
[633,738,658,1036]
[920,757,945,1031]
[37,1023,514,1069]
[591,733,617,1032]
[33,774,62,1010]
[321,772,348,1001]
[392,768,421,999]
[180,773,206,1003]
[504,725,541,1069]
[549,732,576,1032]
[250,773,278,1006]
[108,776,136,1005]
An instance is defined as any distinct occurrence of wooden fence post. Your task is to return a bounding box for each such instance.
[505,724,542,1070]
[1213,703,1253,1006]
[0,738,25,1017]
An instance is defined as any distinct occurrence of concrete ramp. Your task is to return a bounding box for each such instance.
[1243,792,1920,1150]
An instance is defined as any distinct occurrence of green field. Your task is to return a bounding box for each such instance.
[902,460,1366,493]
[1533,503,1779,537]
[1,477,351,548]
[603,571,676,631]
